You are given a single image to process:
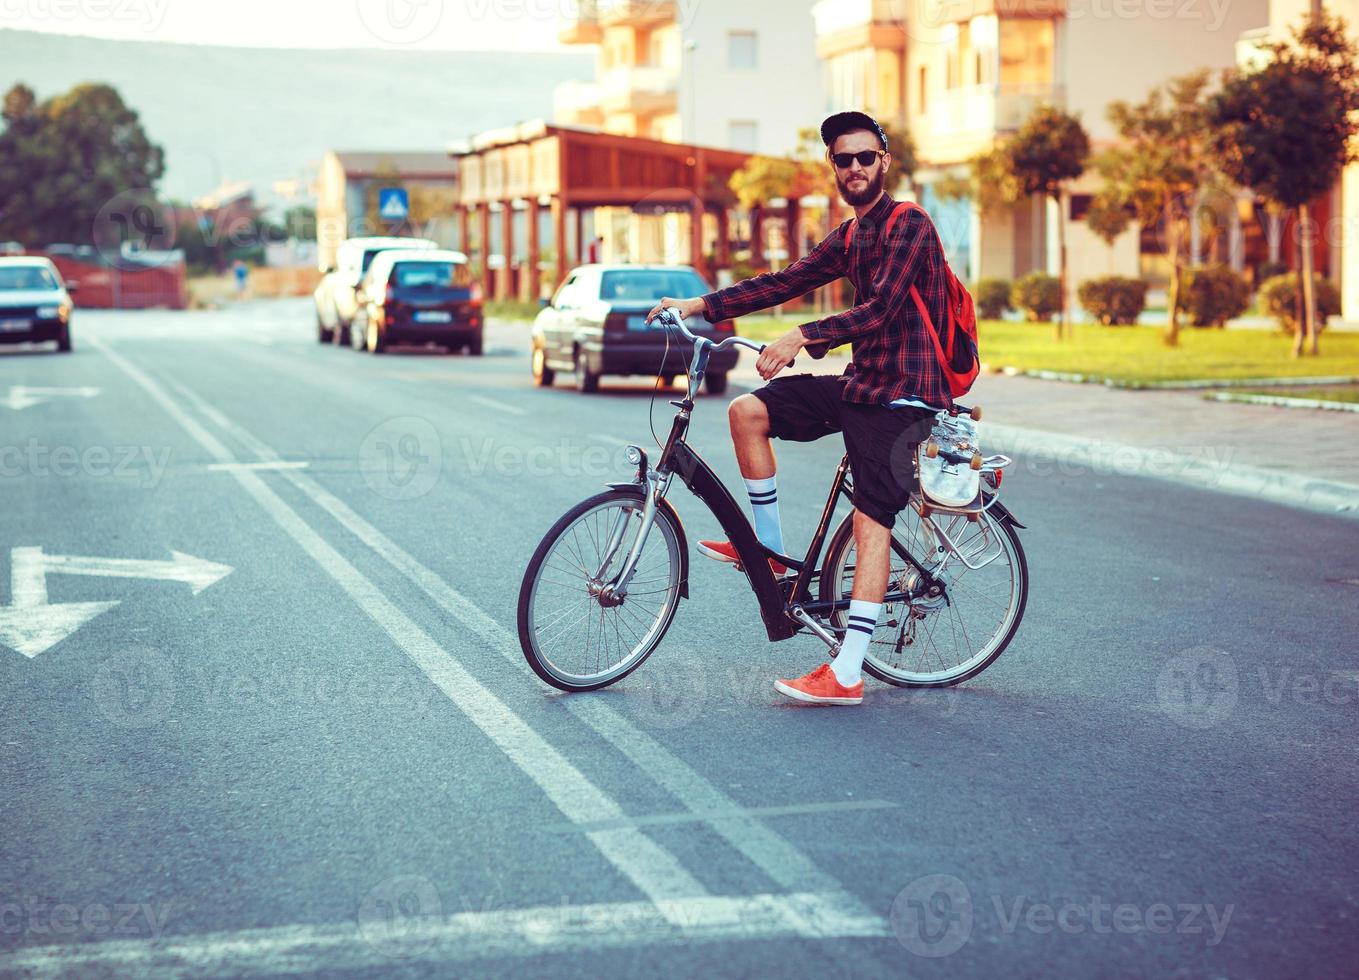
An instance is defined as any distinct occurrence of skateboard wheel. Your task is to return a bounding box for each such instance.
[925,441,939,459]
[970,452,983,471]
[970,405,983,421]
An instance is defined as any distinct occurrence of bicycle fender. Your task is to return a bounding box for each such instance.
[984,496,1026,529]
[606,481,690,599]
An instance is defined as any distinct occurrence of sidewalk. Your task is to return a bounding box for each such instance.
[730,353,1359,518]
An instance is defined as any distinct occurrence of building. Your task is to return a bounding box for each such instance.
[556,0,821,153]
[812,0,1269,302]
[315,151,459,269]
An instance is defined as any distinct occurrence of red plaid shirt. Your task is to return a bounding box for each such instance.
[702,194,952,408]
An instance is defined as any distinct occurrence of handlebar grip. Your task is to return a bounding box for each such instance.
[756,344,794,370]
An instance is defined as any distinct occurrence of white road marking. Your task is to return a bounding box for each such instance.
[0,547,231,659]
[0,891,888,978]
[546,799,902,833]
[92,338,708,913]
[1,385,100,410]
[206,460,310,472]
[162,378,886,918]
[466,393,527,416]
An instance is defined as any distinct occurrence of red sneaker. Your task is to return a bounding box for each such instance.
[774,664,864,705]
[697,539,789,577]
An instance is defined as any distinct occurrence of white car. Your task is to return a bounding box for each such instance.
[0,256,75,353]
[314,236,436,344]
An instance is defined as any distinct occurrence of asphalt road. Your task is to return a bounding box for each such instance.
[1,299,1356,978]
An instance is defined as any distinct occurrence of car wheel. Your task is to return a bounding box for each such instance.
[574,349,599,393]
[56,323,72,353]
[532,346,555,387]
[335,317,351,346]
[317,317,333,344]
[466,336,483,356]
[365,317,386,354]
[705,371,728,395]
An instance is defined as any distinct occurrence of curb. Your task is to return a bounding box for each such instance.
[1204,391,1359,413]
[727,374,1359,519]
[983,423,1359,519]
[987,367,1359,391]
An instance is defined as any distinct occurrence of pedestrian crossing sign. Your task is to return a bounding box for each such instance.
[378,188,410,221]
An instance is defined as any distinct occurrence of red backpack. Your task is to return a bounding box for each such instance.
[844,201,980,399]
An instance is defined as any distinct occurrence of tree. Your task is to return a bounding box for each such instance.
[0,82,164,247]
[1087,70,1221,347]
[1207,12,1359,356]
[1004,105,1090,340]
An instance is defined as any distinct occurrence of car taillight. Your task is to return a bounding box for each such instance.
[715,319,735,334]
[470,284,483,304]
[384,284,395,306]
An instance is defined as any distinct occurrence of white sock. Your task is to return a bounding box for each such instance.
[744,475,785,555]
[832,600,881,687]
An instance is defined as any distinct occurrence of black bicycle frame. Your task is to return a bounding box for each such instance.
[654,400,940,644]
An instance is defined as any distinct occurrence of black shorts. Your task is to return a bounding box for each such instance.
[750,374,936,529]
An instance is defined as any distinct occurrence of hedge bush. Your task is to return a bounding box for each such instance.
[973,278,1012,320]
[1259,273,1340,334]
[1011,273,1062,322]
[1183,265,1251,328]
[1076,276,1148,326]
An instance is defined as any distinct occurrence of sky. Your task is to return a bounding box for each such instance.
[0,0,569,50]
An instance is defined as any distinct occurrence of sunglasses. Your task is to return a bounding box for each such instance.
[830,149,886,169]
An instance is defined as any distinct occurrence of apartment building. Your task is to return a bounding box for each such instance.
[813,0,1269,299]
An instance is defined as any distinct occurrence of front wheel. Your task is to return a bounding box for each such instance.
[819,503,1028,687]
[518,489,683,691]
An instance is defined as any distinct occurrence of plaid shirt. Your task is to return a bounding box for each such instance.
[702,194,952,408]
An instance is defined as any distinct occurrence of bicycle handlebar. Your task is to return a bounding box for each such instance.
[655,307,766,356]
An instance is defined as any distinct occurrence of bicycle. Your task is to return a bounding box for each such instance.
[517,308,1028,692]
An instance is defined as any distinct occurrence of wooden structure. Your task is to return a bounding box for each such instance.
[450,121,769,301]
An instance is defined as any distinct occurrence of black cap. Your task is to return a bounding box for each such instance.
[820,111,887,150]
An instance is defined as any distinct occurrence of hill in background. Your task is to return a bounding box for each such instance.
[0,29,594,208]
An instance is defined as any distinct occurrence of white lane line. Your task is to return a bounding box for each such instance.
[91,338,708,912]
[0,891,888,978]
[163,379,884,908]
[467,393,527,417]
[545,799,902,834]
[206,461,310,472]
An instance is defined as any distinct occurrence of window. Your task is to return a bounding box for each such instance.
[0,266,58,290]
[600,269,708,301]
[999,19,1054,87]
[728,30,757,69]
[729,121,758,153]
[391,261,472,289]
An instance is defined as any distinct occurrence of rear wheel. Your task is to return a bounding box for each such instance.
[56,323,72,352]
[317,318,333,344]
[466,336,483,356]
[819,503,1027,687]
[518,490,683,691]
[574,349,599,393]
[532,346,555,386]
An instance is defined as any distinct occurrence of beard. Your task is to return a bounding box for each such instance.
[836,166,886,207]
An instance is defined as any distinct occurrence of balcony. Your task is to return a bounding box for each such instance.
[598,65,678,116]
[922,83,1063,160]
[553,80,604,128]
[812,0,907,57]
[599,0,676,28]
[559,0,601,44]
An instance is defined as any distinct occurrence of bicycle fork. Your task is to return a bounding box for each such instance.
[596,471,667,604]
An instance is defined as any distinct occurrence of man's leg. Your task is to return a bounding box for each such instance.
[728,394,784,554]
[828,511,891,688]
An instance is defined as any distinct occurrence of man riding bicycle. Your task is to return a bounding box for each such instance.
[647,111,954,706]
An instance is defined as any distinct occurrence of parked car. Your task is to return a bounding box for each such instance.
[0,256,75,352]
[314,236,437,344]
[530,264,738,394]
[351,249,483,354]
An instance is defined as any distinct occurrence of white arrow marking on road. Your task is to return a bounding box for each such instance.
[0,546,233,659]
[0,385,101,410]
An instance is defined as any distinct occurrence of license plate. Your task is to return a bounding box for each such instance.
[0,319,31,332]
[413,310,453,324]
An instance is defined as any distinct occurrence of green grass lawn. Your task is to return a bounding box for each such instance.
[735,316,1359,386]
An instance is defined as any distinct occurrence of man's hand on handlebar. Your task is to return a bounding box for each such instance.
[646,296,705,324]
[756,327,807,381]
